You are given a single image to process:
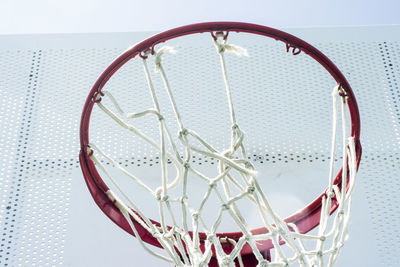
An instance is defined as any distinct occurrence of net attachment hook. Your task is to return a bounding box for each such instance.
[285,43,301,55]
[338,85,348,97]
[211,31,229,41]
[86,144,94,157]
[139,46,156,59]
[92,90,104,103]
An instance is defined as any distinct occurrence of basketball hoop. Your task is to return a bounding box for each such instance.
[80,22,361,266]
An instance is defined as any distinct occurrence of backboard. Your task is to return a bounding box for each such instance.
[0,25,399,266]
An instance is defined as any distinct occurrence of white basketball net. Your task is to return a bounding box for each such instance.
[87,34,358,267]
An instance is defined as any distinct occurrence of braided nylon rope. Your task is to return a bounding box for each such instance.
[87,35,357,267]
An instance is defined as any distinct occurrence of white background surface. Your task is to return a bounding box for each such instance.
[0,0,399,34]
[1,26,400,266]
[1,1,400,266]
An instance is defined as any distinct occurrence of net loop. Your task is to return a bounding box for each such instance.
[155,46,176,71]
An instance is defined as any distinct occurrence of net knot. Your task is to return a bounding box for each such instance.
[278,228,288,239]
[221,204,230,210]
[192,212,200,220]
[209,180,217,189]
[179,196,188,204]
[246,186,255,194]
[183,162,190,169]
[214,41,248,56]
[245,162,254,169]
[216,43,226,54]
[166,226,178,237]
[326,190,335,198]
[179,128,189,137]
[271,228,279,237]
[155,187,163,200]
[153,232,163,239]
[155,231,171,240]
[320,235,326,241]
[207,234,216,242]
[220,256,231,265]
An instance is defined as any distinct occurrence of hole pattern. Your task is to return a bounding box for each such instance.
[379,41,400,139]
[0,48,118,266]
[0,35,399,266]
[359,155,400,267]
[0,50,39,266]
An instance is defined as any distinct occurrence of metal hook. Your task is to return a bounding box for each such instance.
[338,85,348,97]
[92,91,104,103]
[211,31,229,41]
[286,43,301,55]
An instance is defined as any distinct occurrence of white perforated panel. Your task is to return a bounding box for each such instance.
[0,26,399,267]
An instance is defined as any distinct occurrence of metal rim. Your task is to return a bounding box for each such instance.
[79,21,362,260]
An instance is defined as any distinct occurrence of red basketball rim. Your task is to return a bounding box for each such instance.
[79,21,362,259]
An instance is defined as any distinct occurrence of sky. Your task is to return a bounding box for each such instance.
[1,0,399,34]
